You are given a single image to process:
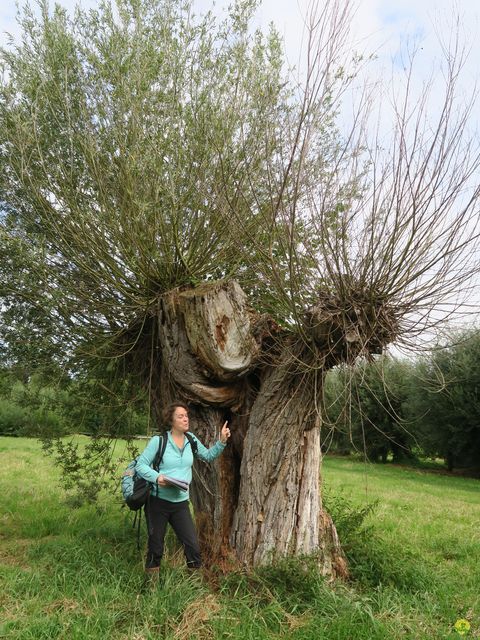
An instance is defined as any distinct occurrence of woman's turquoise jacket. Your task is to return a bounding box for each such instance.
[135,431,225,502]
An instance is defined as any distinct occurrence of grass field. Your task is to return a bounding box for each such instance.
[0,437,479,639]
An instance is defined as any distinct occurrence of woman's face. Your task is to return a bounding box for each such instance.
[171,406,189,432]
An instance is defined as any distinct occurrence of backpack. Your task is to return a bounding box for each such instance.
[121,431,198,511]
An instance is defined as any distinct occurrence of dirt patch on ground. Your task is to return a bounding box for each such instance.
[43,598,90,615]
[173,593,221,640]
[0,537,32,570]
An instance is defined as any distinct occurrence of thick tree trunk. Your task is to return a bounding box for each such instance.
[231,348,347,576]
[153,281,346,577]
[156,282,254,565]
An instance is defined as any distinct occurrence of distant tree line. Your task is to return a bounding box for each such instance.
[323,328,480,472]
[0,365,148,438]
[2,327,479,473]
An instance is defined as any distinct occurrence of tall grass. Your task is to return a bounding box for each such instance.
[0,437,478,639]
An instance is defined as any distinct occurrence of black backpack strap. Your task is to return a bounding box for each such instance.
[152,431,168,471]
[185,431,198,457]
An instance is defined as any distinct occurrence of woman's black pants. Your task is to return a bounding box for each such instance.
[144,497,201,569]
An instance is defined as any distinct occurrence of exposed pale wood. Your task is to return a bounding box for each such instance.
[157,281,258,404]
[176,281,259,380]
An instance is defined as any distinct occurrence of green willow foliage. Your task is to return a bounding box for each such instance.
[0,0,348,367]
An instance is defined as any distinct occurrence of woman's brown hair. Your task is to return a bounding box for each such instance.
[163,401,189,426]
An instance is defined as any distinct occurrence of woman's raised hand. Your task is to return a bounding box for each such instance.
[220,421,231,444]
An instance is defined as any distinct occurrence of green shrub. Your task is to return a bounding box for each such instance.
[0,398,29,435]
[254,555,328,613]
[18,407,68,437]
[323,489,378,549]
[324,489,434,592]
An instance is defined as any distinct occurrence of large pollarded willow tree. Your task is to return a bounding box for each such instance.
[1,0,479,574]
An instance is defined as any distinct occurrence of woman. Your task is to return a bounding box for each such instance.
[135,401,230,580]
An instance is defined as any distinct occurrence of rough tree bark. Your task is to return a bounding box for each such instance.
[231,349,345,575]
[153,279,348,577]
